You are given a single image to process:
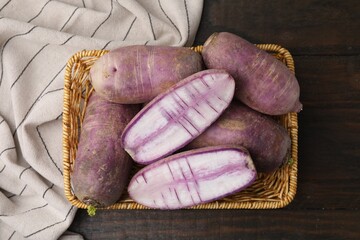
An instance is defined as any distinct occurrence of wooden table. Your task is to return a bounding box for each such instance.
[69,1,360,239]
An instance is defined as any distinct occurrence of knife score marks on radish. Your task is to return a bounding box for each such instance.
[128,146,257,209]
[121,69,236,165]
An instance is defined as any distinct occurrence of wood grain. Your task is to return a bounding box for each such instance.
[194,0,360,55]
[296,55,360,179]
[69,209,359,240]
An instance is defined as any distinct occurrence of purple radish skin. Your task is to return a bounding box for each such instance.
[90,45,203,104]
[187,101,291,173]
[202,32,302,115]
[71,93,140,210]
[121,69,236,165]
[128,146,257,209]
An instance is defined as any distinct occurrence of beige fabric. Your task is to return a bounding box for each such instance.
[0,0,203,239]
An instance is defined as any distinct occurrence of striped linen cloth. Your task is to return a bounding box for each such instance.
[0,0,203,239]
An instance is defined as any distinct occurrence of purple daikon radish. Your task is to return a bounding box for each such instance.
[128,146,257,209]
[202,32,302,115]
[121,69,236,165]
[72,93,139,212]
[187,101,291,173]
[89,45,203,104]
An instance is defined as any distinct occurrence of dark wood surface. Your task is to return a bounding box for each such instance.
[69,1,360,239]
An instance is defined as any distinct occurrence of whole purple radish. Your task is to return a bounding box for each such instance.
[187,101,291,173]
[90,45,203,104]
[201,32,302,115]
[72,93,139,210]
[121,69,235,165]
[128,146,257,209]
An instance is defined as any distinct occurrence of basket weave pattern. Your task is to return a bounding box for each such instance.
[62,45,298,209]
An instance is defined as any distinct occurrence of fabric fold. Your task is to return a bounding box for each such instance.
[0,0,204,239]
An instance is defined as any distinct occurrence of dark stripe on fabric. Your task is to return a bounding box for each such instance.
[19,166,32,179]
[27,0,52,23]
[42,183,54,198]
[101,40,113,50]
[19,184,27,195]
[23,203,48,214]
[91,0,113,37]
[44,87,63,94]
[10,33,72,133]
[0,119,4,125]
[98,39,115,53]
[40,87,63,99]
[123,17,137,41]
[10,43,50,89]
[0,0,11,12]
[184,0,190,44]
[24,206,74,238]
[9,185,27,198]
[158,0,182,42]
[0,147,16,157]
[60,7,80,31]
[148,12,156,40]
[12,64,66,136]
[0,203,48,217]
[61,34,75,45]
[56,112,63,120]
[8,230,15,240]
[82,0,86,8]
[0,26,37,87]
[144,40,149,46]
[36,126,63,176]
[0,164,6,173]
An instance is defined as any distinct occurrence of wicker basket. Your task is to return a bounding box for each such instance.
[62,44,298,209]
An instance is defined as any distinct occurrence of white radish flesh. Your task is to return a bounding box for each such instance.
[128,146,257,209]
[121,69,235,164]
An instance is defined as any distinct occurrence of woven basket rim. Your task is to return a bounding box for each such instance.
[62,44,298,210]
